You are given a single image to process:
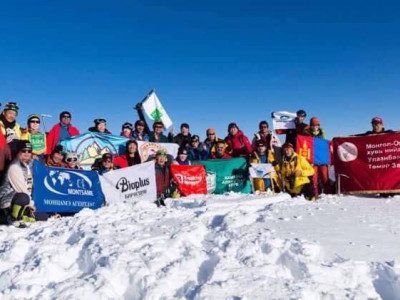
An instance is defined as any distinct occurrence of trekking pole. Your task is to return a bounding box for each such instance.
[40,114,52,133]
[337,173,350,195]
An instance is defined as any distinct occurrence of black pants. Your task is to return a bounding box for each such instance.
[0,193,49,223]
[290,183,315,199]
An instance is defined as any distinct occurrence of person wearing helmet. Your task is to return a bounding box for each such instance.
[303,117,331,196]
[277,142,315,200]
[20,114,47,159]
[285,109,309,149]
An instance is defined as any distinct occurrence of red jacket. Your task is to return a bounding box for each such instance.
[210,152,231,159]
[0,131,6,148]
[225,130,253,157]
[46,123,80,155]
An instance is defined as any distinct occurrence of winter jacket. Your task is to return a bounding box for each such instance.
[355,128,395,136]
[132,130,149,142]
[225,130,253,158]
[0,158,33,209]
[155,162,175,198]
[302,128,326,139]
[46,123,80,155]
[174,157,191,165]
[204,137,224,158]
[173,133,192,148]
[250,152,283,192]
[210,152,232,159]
[188,143,208,161]
[285,123,309,148]
[42,156,66,168]
[113,154,141,169]
[278,153,315,195]
[252,130,281,151]
[0,115,22,156]
[148,131,169,143]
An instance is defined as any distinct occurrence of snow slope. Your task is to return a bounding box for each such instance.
[1,193,400,299]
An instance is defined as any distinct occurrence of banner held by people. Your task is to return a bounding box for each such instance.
[99,161,157,203]
[137,141,179,162]
[271,111,296,134]
[33,160,104,213]
[61,132,129,170]
[194,158,252,194]
[141,90,173,129]
[333,133,400,194]
[170,164,207,196]
[296,135,331,165]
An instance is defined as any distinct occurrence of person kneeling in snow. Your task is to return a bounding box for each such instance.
[154,149,179,207]
[0,141,49,226]
[278,142,315,201]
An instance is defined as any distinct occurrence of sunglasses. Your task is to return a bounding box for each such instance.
[216,147,225,150]
[103,159,112,163]
[207,133,215,136]
[61,115,71,119]
[154,126,163,129]
[30,120,40,124]
[21,150,32,153]
[66,157,78,163]
[257,144,266,147]
[191,140,199,143]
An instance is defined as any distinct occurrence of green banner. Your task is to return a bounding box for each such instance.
[193,158,251,194]
[30,133,46,155]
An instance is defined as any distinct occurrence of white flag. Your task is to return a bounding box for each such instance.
[142,91,173,129]
[137,141,179,162]
[271,111,297,132]
[99,161,157,203]
[249,163,273,179]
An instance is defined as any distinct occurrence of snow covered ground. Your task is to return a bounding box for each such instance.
[1,193,400,299]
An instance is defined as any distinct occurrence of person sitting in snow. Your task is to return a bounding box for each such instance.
[277,142,315,200]
[64,151,82,169]
[42,145,66,168]
[92,153,118,175]
[209,140,231,159]
[173,147,191,165]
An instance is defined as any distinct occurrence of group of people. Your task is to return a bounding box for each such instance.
[0,101,393,226]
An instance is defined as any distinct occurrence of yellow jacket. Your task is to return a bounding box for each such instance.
[250,150,283,192]
[278,153,314,194]
[0,121,21,141]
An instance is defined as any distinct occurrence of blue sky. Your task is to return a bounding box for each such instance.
[1,0,399,140]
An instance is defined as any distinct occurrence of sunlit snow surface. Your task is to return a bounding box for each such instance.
[1,193,400,299]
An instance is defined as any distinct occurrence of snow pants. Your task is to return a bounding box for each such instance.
[312,165,331,197]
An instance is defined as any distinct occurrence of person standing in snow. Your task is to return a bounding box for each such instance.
[0,102,22,159]
[154,149,179,206]
[174,147,191,165]
[225,122,253,158]
[187,135,208,161]
[170,123,192,148]
[285,109,309,149]
[46,111,80,155]
[20,114,47,159]
[120,122,133,139]
[203,127,224,158]
[302,117,331,196]
[356,117,394,136]
[278,142,315,200]
[132,120,149,141]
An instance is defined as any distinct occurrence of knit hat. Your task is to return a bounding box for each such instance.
[155,149,167,157]
[102,152,113,161]
[191,135,200,142]
[52,145,64,155]
[153,121,164,129]
[4,102,19,113]
[228,122,238,130]
[310,117,320,126]
[296,109,307,117]
[27,114,40,124]
[180,123,190,129]
[18,140,32,152]
[256,140,266,147]
[59,111,71,120]
[178,147,188,155]
[371,117,383,124]
[282,142,294,150]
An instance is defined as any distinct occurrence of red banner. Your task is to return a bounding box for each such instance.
[332,133,400,194]
[170,164,207,196]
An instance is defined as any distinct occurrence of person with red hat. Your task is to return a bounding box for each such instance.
[278,142,315,200]
[225,122,253,158]
[303,116,331,197]
[359,117,394,136]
